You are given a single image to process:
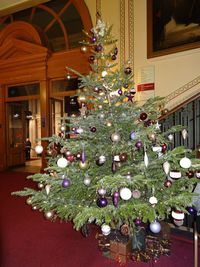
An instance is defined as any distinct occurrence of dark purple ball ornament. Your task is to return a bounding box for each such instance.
[144,119,152,127]
[111,54,117,60]
[90,126,97,133]
[91,35,97,43]
[97,197,108,208]
[187,206,196,215]
[135,140,143,150]
[62,178,71,188]
[186,170,194,178]
[81,151,86,163]
[164,180,172,188]
[161,143,167,153]
[95,44,103,52]
[134,218,142,226]
[140,112,148,121]
[118,89,123,95]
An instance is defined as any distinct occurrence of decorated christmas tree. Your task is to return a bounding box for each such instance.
[13,17,200,262]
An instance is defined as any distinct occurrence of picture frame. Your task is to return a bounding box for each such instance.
[147,0,200,58]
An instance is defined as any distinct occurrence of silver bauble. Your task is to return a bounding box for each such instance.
[111,133,121,142]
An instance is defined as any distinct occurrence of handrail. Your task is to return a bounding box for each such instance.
[165,75,200,103]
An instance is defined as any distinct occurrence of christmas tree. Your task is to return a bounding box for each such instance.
[13,17,200,245]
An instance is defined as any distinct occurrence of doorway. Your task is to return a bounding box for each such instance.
[6,83,42,171]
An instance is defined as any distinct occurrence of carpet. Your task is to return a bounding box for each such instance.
[0,171,199,267]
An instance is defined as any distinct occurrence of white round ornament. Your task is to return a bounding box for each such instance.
[101,224,111,236]
[120,187,132,200]
[149,196,158,205]
[84,177,91,186]
[101,70,108,77]
[57,157,69,168]
[149,221,161,233]
[35,145,43,154]
[152,146,162,153]
[111,133,121,142]
[179,157,191,169]
[98,188,107,196]
[196,171,200,178]
[76,127,84,134]
[99,155,106,164]
[113,155,120,162]
[44,211,54,220]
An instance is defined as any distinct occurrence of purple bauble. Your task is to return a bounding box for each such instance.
[91,36,97,43]
[90,126,97,132]
[135,140,143,149]
[139,112,148,121]
[134,218,142,226]
[62,178,71,188]
[187,206,196,215]
[97,197,108,208]
[118,89,123,95]
[95,44,103,52]
[81,151,86,163]
[124,67,132,75]
[111,54,117,60]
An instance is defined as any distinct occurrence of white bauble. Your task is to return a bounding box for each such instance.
[57,157,69,168]
[149,221,161,234]
[172,210,185,220]
[152,146,162,153]
[120,187,132,200]
[101,70,108,77]
[84,177,91,186]
[170,171,181,179]
[35,145,43,154]
[98,188,107,196]
[163,161,170,175]
[113,155,120,162]
[168,134,174,141]
[76,127,84,134]
[174,219,184,226]
[99,155,106,164]
[101,224,111,236]
[45,184,51,195]
[149,196,158,205]
[180,157,191,169]
[111,133,121,142]
[44,211,54,220]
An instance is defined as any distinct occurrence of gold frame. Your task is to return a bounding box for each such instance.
[147,0,200,58]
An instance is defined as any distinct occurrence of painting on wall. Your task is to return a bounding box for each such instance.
[147,0,200,58]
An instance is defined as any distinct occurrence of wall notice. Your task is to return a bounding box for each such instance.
[136,65,155,92]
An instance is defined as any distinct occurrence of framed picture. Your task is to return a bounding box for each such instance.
[147,0,200,58]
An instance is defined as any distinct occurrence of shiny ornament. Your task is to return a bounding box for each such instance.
[149,196,158,205]
[57,157,69,168]
[124,67,132,74]
[164,180,172,188]
[98,188,106,196]
[66,74,71,80]
[118,89,123,95]
[187,206,196,215]
[90,126,97,133]
[172,210,184,220]
[96,159,104,166]
[152,146,162,152]
[62,178,71,188]
[83,177,91,186]
[35,145,43,154]
[139,112,148,121]
[95,44,103,52]
[161,143,167,152]
[180,157,191,169]
[113,155,120,161]
[76,152,81,160]
[80,45,87,53]
[134,218,142,226]
[99,155,106,164]
[119,153,128,162]
[113,191,120,207]
[111,132,121,142]
[88,55,95,63]
[79,161,89,169]
[101,70,108,77]
[132,190,141,199]
[45,184,51,195]
[38,182,44,189]
[97,197,108,208]
[44,211,54,220]
[186,170,194,178]
[26,198,32,205]
[144,119,152,127]
[149,221,161,234]
[76,127,84,134]
[144,152,149,167]
[163,161,170,175]
[101,224,111,236]
[66,154,75,162]
[81,151,86,163]
[135,140,143,149]
[111,54,117,60]
[60,125,66,132]
[148,133,156,141]
[106,121,112,127]
[181,129,188,140]
[32,206,37,211]
[120,187,132,200]
[168,134,174,141]
[91,35,97,43]
[130,131,136,140]
[196,171,200,178]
